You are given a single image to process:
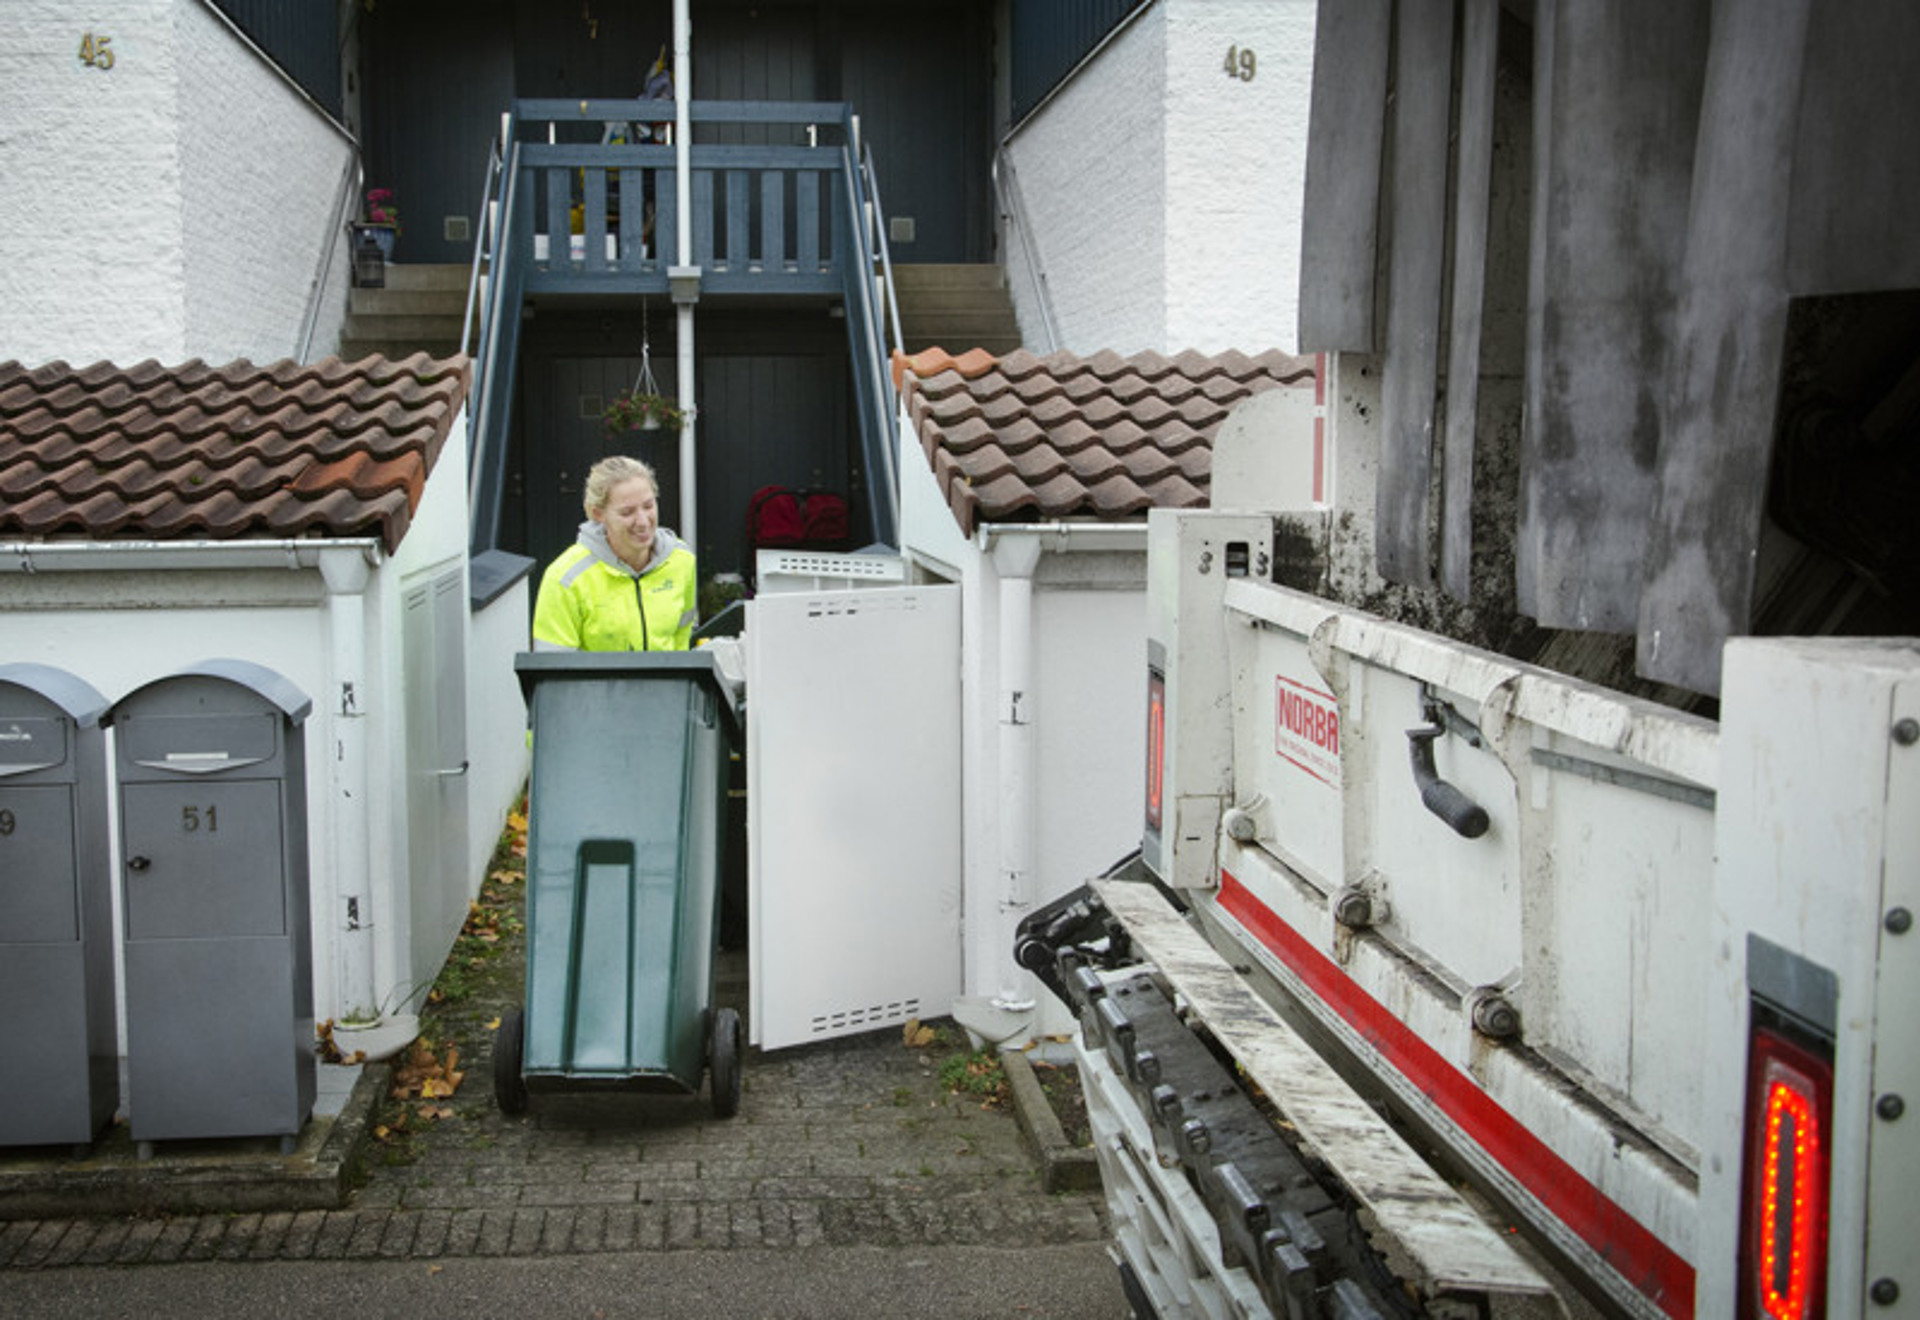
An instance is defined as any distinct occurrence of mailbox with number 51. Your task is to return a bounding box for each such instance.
[105,659,315,1155]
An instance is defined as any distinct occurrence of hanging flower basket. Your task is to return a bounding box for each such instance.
[603,390,693,434]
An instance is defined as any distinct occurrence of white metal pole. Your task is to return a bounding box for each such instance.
[673,0,697,552]
[991,532,1042,1011]
[319,548,378,1026]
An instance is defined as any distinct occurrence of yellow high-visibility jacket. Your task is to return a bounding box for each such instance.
[531,522,697,652]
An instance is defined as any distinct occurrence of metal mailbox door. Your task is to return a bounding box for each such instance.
[106,661,314,1149]
[0,664,115,1148]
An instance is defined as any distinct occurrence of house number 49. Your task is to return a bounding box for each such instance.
[1223,45,1255,82]
[79,33,115,70]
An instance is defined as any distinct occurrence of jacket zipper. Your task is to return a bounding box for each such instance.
[633,577,650,650]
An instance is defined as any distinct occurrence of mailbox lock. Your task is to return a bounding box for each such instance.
[127,855,151,872]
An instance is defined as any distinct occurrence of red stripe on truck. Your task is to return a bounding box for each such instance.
[1218,869,1695,1318]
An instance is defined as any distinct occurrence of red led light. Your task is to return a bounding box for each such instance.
[1742,1029,1831,1320]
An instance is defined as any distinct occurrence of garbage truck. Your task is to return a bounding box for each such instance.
[1012,7,1918,1318]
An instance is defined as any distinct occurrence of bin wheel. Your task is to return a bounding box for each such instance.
[494,1007,529,1115]
[709,1006,743,1118]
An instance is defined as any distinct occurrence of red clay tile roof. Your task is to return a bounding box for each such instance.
[0,353,471,555]
[896,347,1315,536]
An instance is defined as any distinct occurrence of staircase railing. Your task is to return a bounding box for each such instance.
[461,99,903,553]
[840,114,901,546]
[466,112,528,555]
[992,146,1061,354]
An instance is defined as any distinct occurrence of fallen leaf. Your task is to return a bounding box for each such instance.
[486,1016,502,1031]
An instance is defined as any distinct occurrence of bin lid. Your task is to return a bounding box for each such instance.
[515,650,741,744]
[104,658,312,726]
[0,663,109,727]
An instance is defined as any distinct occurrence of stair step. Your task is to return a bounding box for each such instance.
[900,312,1021,336]
[350,287,468,317]
[345,313,469,341]
[890,263,1008,291]
[376,263,470,293]
[337,338,465,363]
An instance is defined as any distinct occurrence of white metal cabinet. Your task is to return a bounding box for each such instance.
[745,584,962,1049]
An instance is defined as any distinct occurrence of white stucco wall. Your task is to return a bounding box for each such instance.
[1001,0,1315,356]
[1001,9,1167,355]
[0,0,355,366]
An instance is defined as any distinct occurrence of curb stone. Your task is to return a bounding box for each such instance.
[1002,1050,1102,1194]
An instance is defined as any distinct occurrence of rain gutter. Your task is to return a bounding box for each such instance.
[2,540,382,573]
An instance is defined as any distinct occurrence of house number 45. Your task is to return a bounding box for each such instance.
[79,33,116,70]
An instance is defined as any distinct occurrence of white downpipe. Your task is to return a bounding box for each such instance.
[673,0,697,552]
[990,531,1043,1011]
[318,548,378,1027]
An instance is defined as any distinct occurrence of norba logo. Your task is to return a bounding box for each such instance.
[1274,676,1340,788]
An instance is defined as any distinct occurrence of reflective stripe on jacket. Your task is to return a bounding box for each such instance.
[531,523,698,652]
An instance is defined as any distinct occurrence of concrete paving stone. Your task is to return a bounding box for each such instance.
[597,1204,639,1251]
[213,1213,262,1260]
[11,1221,66,1268]
[751,1174,875,1201]
[145,1217,195,1263]
[692,1155,813,1181]
[663,1202,699,1249]
[519,1180,636,1208]
[564,1204,607,1252]
[341,1214,388,1258]
[729,1199,762,1247]
[443,1207,488,1256]
[755,1198,793,1248]
[378,1212,420,1257]
[580,1159,654,1182]
[409,1207,452,1257]
[349,1182,403,1208]
[310,1210,360,1259]
[112,1217,166,1263]
[0,1219,37,1265]
[632,1201,667,1250]
[536,1207,577,1254]
[694,1202,732,1249]
[40,1220,93,1268]
[790,1199,826,1248]
[506,1206,546,1254]
[181,1216,229,1262]
[247,1211,294,1260]
[281,1209,327,1259]
[631,1176,717,1203]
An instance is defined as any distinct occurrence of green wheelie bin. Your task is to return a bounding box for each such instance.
[497,651,744,1117]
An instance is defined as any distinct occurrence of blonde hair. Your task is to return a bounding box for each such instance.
[583,454,658,518]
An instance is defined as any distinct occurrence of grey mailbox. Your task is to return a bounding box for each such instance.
[105,659,315,1154]
[0,664,117,1150]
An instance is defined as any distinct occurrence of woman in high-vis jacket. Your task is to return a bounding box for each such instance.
[532,455,697,651]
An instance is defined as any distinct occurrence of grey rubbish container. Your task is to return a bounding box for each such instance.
[104,659,315,1155]
[0,664,117,1151]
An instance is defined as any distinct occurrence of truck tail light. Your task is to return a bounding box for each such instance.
[1145,668,1166,834]
[1740,1022,1833,1320]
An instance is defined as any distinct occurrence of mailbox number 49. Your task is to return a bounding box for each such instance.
[0,808,14,836]
[182,804,218,833]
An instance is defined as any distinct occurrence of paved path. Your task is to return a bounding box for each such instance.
[0,859,1119,1314]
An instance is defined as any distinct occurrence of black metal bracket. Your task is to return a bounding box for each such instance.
[1407,691,1490,839]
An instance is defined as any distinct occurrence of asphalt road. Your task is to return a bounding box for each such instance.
[0,1243,1129,1319]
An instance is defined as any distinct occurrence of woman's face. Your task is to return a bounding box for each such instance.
[592,475,659,569]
